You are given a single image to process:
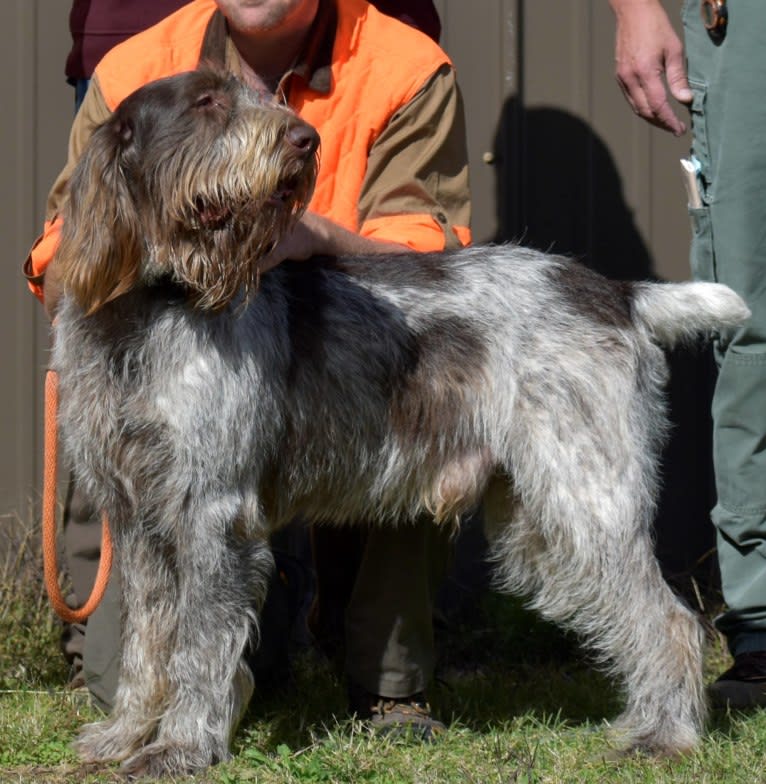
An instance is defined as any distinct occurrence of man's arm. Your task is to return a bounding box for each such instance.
[25,78,113,316]
[358,63,471,250]
[262,63,471,268]
[608,0,693,135]
[256,211,408,273]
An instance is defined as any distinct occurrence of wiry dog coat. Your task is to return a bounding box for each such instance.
[50,69,750,778]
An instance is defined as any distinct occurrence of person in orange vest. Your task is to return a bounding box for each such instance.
[66,0,441,109]
[58,0,448,714]
[29,0,470,738]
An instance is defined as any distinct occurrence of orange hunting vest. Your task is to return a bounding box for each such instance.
[27,0,469,301]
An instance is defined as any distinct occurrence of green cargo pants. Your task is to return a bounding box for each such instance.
[683,0,766,654]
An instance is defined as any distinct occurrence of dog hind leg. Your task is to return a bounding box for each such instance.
[485,395,706,754]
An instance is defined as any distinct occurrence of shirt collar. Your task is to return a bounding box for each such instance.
[199,0,336,97]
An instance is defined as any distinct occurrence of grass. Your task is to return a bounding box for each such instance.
[2,517,766,784]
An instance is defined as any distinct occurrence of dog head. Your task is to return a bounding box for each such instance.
[56,68,319,313]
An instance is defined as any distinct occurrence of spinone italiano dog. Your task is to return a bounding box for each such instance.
[49,68,749,777]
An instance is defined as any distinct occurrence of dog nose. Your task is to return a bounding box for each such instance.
[285,122,319,155]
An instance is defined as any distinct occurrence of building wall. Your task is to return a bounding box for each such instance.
[438,0,692,276]
[1,1,70,535]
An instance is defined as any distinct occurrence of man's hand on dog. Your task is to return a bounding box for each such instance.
[257,211,409,273]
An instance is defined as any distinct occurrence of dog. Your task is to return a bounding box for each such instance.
[49,68,749,778]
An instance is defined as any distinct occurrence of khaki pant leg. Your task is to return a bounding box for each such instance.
[344,519,450,698]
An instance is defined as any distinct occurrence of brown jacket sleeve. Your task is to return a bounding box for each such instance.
[25,77,112,301]
[358,64,472,250]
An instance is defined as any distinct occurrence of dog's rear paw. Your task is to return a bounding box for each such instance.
[606,717,700,759]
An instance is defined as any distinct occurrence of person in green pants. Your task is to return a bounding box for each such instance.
[608,0,766,707]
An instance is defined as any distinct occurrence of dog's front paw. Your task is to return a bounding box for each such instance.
[121,742,225,779]
[74,717,153,764]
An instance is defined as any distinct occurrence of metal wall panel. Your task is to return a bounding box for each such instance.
[1,1,70,534]
[441,0,690,280]
[438,0,519,243]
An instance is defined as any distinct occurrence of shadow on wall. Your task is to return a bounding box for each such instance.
[443,99,720,616]
[491,98,652,279]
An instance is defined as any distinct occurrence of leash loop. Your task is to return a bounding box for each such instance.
[42,369,113,624]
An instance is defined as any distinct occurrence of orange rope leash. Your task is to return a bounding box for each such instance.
[42,369,113,624]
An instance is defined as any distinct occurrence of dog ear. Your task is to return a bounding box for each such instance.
[55,117,143,315]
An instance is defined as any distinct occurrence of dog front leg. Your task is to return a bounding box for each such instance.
[75,522,178,764]
[121,511,273,779]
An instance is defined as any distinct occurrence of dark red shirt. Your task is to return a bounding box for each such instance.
[373,0,441,42]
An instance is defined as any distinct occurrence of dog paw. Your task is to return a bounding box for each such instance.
[121,743,225,779]
[606,715,699,759]
[74,717,152,764]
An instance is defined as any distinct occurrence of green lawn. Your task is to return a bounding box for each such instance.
[3,529,766,784]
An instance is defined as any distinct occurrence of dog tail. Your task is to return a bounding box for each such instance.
[631,281,750,348]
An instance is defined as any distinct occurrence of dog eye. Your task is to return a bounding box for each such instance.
[193,94,215,109]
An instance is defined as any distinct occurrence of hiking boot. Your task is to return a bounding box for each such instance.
[348,682,445,741]
[709,651,766,709]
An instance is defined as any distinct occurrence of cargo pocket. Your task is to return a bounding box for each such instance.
[688,205,716,282]
[686,79,716,282]
[712,347,766,522]
[688,81,712,182]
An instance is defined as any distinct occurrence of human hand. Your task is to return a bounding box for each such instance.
[610,0,693,135]
[255,212,327,274]
[255,211,407,274]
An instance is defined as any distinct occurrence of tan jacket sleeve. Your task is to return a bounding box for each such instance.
[358,64,472,250]
[45,76,113,220]
[25,77,112,301]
